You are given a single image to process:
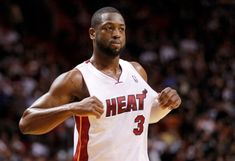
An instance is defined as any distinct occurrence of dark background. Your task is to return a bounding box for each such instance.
[0,0,234,161]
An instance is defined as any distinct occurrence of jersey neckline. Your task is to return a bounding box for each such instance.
[86,59,127,84]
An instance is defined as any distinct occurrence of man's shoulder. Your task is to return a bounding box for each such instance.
[52,68,83,89]
[127,61,143,72]
[124,61,147,81]
[63,68,83,84]
[51,68,87,98]
[129,61,141,68]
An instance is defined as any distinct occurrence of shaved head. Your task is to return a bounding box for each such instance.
[91,7,122,28]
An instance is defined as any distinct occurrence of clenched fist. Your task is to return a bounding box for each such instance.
[158,87,181,110]
[71,96,104,118]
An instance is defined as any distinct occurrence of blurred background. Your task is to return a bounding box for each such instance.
[0,0,234,161]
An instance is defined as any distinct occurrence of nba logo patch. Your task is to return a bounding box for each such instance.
[132,75,138,83]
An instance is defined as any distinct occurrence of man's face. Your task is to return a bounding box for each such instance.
[93,12,126,56]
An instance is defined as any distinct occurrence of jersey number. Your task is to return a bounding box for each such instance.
[133,115,145,135]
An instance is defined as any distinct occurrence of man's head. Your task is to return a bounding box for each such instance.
[89,7,126,57]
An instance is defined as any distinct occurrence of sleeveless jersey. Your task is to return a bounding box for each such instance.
[74,59,158,161]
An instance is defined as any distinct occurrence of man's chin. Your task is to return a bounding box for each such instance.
[105,47,123,57]
[112,48,121,55]
[111,49,123,56]
[111,46,125,55]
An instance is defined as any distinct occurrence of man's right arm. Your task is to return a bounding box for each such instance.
[19,68,104,135]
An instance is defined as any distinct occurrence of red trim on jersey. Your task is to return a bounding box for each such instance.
[74,116,90,161]
[74,117,80,161]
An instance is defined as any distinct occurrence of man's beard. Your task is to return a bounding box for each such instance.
[96,40,125,57]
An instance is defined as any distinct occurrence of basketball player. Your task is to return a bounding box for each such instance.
[19,7,181,161]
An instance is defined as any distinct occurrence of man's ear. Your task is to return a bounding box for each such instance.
[89,28,96,40]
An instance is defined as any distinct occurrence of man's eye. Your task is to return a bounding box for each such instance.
[119,28,125,32]
[107,26,113,31]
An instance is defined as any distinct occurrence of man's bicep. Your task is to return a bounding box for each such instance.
[30,71,78,109]
[30,91,71,109]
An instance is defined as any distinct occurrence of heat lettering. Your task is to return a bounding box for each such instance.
[106,89,148,117]
[106,98,116,117]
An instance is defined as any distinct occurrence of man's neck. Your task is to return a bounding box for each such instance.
[90,52,120,70]
[90,52,122,80]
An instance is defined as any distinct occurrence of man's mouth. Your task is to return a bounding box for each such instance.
[110,41,121,48]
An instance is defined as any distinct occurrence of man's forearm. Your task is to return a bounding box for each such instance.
[19,104,73,135]
[149,99,172,124]
[149,106,171,124]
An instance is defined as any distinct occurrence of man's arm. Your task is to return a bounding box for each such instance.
[19,68,104,135]
[130,62,181,124]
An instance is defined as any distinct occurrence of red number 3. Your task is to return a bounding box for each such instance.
[133,115,145,135]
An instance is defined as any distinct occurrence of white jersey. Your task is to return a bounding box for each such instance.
[74,59,158,161]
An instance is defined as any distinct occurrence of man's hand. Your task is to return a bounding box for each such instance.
[158,87,181,110]
[71,96,104,118]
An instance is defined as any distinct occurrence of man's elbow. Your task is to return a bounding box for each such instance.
[19,118,28,134]
[19,119,45,135]
[18,110,34,134]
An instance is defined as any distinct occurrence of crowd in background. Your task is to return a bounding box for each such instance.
[0,0,234,161]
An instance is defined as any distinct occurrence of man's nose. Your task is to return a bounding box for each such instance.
[112,29,121,39]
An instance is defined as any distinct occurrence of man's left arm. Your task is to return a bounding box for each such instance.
[149,87,181,123]
[130,62,182,124]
